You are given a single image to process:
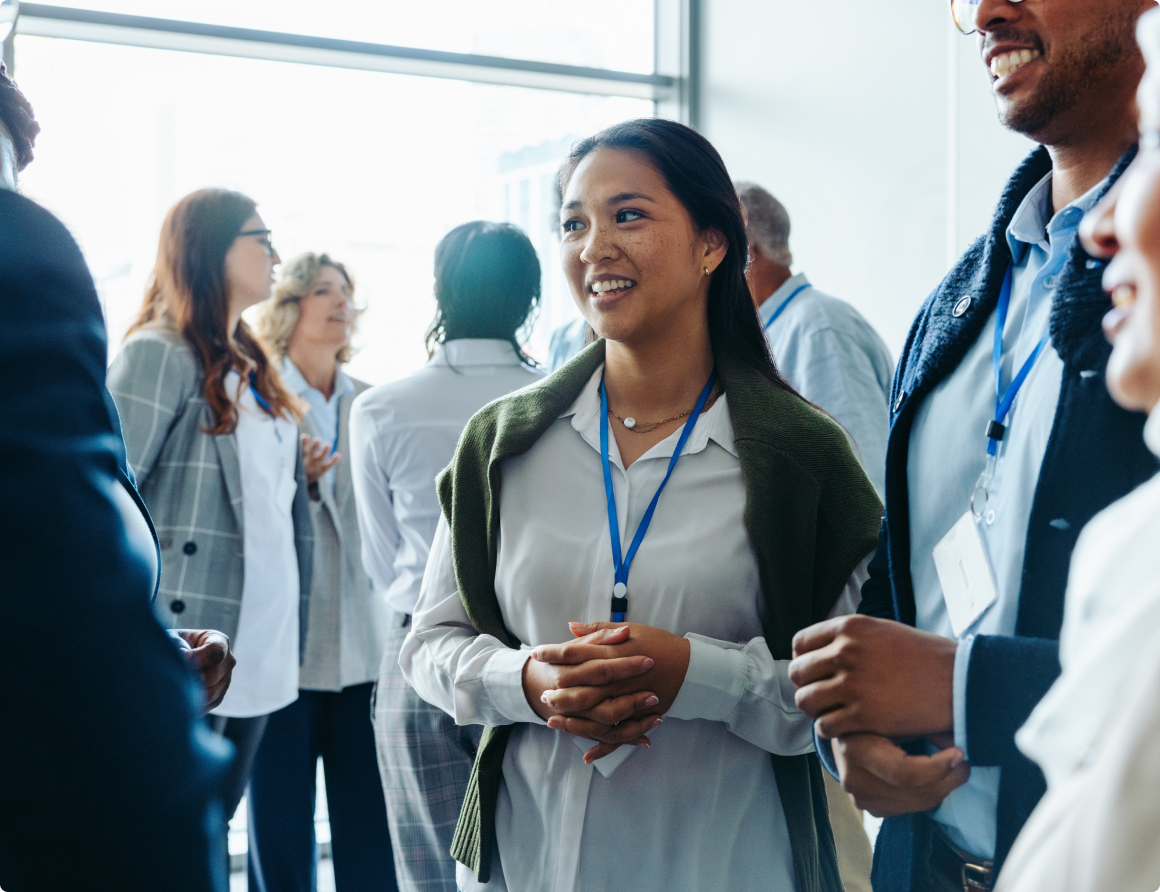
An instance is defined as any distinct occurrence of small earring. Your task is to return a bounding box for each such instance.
[704,267,711,276]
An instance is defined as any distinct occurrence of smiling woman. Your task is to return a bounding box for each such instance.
[398,119,884,892]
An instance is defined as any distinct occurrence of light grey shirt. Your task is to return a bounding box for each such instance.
[908,172,1104,859]
[349,339,544,616]
[760,273,894,497]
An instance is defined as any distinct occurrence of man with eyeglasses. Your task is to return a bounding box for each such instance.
[789,1,1160,891]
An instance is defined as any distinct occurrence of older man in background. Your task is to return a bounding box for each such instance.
[737,182,894,498]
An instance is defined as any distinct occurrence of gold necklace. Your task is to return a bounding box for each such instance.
[608,387,724,434]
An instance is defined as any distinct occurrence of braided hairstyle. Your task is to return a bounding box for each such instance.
[0,62,39,172]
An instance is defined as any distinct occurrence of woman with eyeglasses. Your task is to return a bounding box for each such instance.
[398,120,883,892]
[246,253,397,892]
[108,188,322,860]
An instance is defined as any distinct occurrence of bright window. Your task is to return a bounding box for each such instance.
[15,34,653,383]
[36,0,656,73]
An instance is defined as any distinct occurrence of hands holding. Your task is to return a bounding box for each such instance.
[523,622,690,764]
[174,629,236,713]
[788,614,968,816]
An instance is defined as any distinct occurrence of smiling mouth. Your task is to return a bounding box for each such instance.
[589,278,637,296]
[991,48,1041,80]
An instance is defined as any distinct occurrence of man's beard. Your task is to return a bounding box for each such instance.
[994,13,1137,137]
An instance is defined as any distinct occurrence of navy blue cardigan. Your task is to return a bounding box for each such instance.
[860,146,1160,887]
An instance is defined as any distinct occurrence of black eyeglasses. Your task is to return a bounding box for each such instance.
[949,0,1025,35]
[237,228,275,257]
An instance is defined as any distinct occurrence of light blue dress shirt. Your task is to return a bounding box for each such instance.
[760,273,894,498]
[281,356,355,495]
[907,172,1106,859]
[548,317,589,372]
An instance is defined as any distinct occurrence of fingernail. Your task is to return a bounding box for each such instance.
[540,692,550,703]
[547,718,561,730]
[642,658,655,669]
[645,695,659,707]
[651,717,663,729]
[949,753,965,770]
[641,740,651,749]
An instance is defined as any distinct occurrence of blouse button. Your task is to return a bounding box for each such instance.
[182,541,197,555]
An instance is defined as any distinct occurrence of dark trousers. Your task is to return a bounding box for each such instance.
[208,714,270,874]
[247,684,397,892]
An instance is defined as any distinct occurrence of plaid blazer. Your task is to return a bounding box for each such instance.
[107,325,313,655]
[297,375,392,690]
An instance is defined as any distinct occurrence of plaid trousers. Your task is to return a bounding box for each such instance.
[373,613,481,892]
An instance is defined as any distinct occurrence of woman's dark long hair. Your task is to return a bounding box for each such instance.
[425,220,541,366]
[558,118,789,388]
[127,188,300,435]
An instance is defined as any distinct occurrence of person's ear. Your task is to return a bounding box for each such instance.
[702,228,729,274]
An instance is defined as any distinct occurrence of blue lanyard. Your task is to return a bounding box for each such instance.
[986,264,1050,456]
[764,283,811,330]
[599,370,717,622]
[247,373,284,443]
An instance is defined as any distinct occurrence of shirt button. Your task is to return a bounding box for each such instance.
[1043,275,1057,289]
[182,541,197,555]
[170,599,186,614]
[985,509,996,526]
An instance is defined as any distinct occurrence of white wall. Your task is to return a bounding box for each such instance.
[699,0,1034,356]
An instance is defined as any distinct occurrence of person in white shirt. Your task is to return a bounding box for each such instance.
[107,189,326,865]
[399,118,882,892]
[349,221,544,892]
[995,9,1160,891]
[248,253,396,891]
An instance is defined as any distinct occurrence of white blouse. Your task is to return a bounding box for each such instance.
[995,410,1160,892]
[401,365,869,892]
[211,373,301,718]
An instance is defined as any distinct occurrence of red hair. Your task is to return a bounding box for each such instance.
[128,188,301,434]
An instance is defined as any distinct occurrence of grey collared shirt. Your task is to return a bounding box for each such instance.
[908,172,1106,858]
[281,357,355,495]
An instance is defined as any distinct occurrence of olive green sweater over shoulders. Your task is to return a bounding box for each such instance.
[435,339,882,891]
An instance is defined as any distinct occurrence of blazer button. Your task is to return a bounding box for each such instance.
[170,599,186,614]
[893,391,906,413]
[952,296,971,318]
[183,541,197,555]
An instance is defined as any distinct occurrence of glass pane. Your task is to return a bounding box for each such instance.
[44,0,656,74]
[15,35,652,383]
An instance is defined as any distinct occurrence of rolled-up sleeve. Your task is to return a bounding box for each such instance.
[399,516,542,727]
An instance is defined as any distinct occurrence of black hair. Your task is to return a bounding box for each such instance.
[557,118,788,387]
[426,221,541,365]
[0,62,39,172]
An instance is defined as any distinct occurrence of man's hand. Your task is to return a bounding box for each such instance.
[833,734,970,817]
[789,615,956,740]
[175,630,235,713]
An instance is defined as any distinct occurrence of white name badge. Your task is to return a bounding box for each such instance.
[932,511,999,638]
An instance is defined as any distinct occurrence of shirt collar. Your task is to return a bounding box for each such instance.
[429,338,524,368]
[563,363,737,460]
[1006,172,1108,264]
[758,272,811,325]
[280,356,354,403]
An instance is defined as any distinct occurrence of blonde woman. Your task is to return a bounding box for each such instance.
[250,254,396,892]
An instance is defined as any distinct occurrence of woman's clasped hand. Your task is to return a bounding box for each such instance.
[522,621,691,763]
